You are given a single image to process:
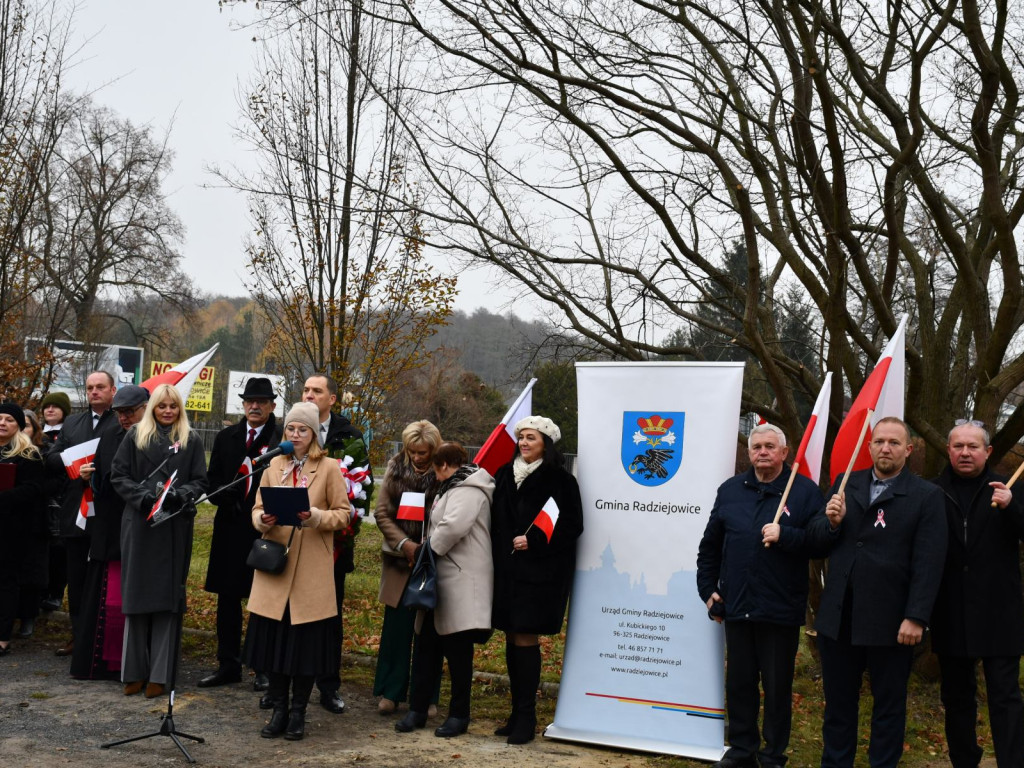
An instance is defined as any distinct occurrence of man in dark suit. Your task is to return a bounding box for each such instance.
[302,373,371,714]
[198,377,282,688]
[931,421,1024,768]
[810,417,947,768]
[47,370,119,658]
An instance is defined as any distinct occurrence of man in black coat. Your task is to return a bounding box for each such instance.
[302,373,371,714]
[47,371,119,658]
[810,417,947,768]
[697,424,827,768]
[198,377,282,688]
[931,421,1024,768]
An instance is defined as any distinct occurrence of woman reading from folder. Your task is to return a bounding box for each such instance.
[244,402,350,741]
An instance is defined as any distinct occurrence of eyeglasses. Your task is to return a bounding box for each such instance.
[954,419,987,429]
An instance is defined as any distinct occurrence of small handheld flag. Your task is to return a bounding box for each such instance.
[62,438,100,530]
[396,491,426,522]
[533,497,560,542]
[238,457,254,498]
[148,470,178,521]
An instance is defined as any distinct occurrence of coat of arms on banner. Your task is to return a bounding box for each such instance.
[621,412,684,486]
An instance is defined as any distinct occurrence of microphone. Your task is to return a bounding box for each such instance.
[252,441,294,465]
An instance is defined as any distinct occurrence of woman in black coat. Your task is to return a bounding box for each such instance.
[111,384,208,698]
[490,416,583,744]
[0,404,46,655]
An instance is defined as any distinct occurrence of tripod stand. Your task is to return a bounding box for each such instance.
[102,502,204,763]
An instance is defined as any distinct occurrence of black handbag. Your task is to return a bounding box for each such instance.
[246,526,297,575]
[400,539,437,611]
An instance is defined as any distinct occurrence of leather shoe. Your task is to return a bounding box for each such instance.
[259,692,274,710]
[40,597,61,613]
[198,668,242,687]
[253,672,269,692]
[320,691,345,714]
[54,640,73,657]
[434,716,470,737]
[711,759,757,768]
[145,682,166,699]
[394,710,427,733]
[123,681,144,695]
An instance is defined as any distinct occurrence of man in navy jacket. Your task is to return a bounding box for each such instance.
[697,423,827,768]
[811,417,947,768]
[931,421,1024,768]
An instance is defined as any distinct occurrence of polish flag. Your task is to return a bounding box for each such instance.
[62,438,100,530]
[794,373,832,485]
[148,470,178,521]
[396,491,426,522]
[238,457,254,498]
[829,315,908,483]
[141,343,219,403]
[473,378,537,476]
[533,497,560,542]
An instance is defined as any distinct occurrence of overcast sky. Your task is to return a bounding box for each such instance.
[63,0,519,315]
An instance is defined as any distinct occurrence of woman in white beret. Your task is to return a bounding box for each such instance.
[489,415,583,744]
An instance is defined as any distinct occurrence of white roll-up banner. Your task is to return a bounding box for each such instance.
[545,362,744,759]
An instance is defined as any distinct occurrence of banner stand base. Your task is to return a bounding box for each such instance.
[544,724,725,762]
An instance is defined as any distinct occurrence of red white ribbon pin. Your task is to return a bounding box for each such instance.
[874,510,886,528]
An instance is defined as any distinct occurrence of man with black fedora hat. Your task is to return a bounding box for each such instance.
[199,376,282,688]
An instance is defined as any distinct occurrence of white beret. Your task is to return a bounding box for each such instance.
[514,415,561,444]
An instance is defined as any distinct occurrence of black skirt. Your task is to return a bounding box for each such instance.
[243,604,338,677]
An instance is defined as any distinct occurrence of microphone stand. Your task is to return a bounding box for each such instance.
[102,498,202,762]
[151,463,271,527]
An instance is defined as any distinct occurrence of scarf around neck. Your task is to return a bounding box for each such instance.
[512,455,543,488]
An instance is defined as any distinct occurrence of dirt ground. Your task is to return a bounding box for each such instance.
[0,616,647,768]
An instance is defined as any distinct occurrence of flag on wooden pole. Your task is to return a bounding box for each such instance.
[794,373,832,485]
[828,315,908,484]
[473,378,537,476]
[141,343,219,403]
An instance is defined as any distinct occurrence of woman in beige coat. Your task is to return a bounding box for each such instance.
[395,442,494,738]
[244,402,350,741]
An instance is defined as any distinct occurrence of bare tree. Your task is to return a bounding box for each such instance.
[0,0,72,397]
[378,0,1024,472]
[24,97,196,344]
[219,0,455,452]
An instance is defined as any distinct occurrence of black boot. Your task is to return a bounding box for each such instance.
[495,639,518,736]
[285,675,313,740]
[260,673,290,738]
[284,708,306,740]
[506,644,540,745]
[260,700,288,738]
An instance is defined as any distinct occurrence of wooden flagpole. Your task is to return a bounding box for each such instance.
[836,408,874,498]
[993,460,1024,507]
[764,460,800,548]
